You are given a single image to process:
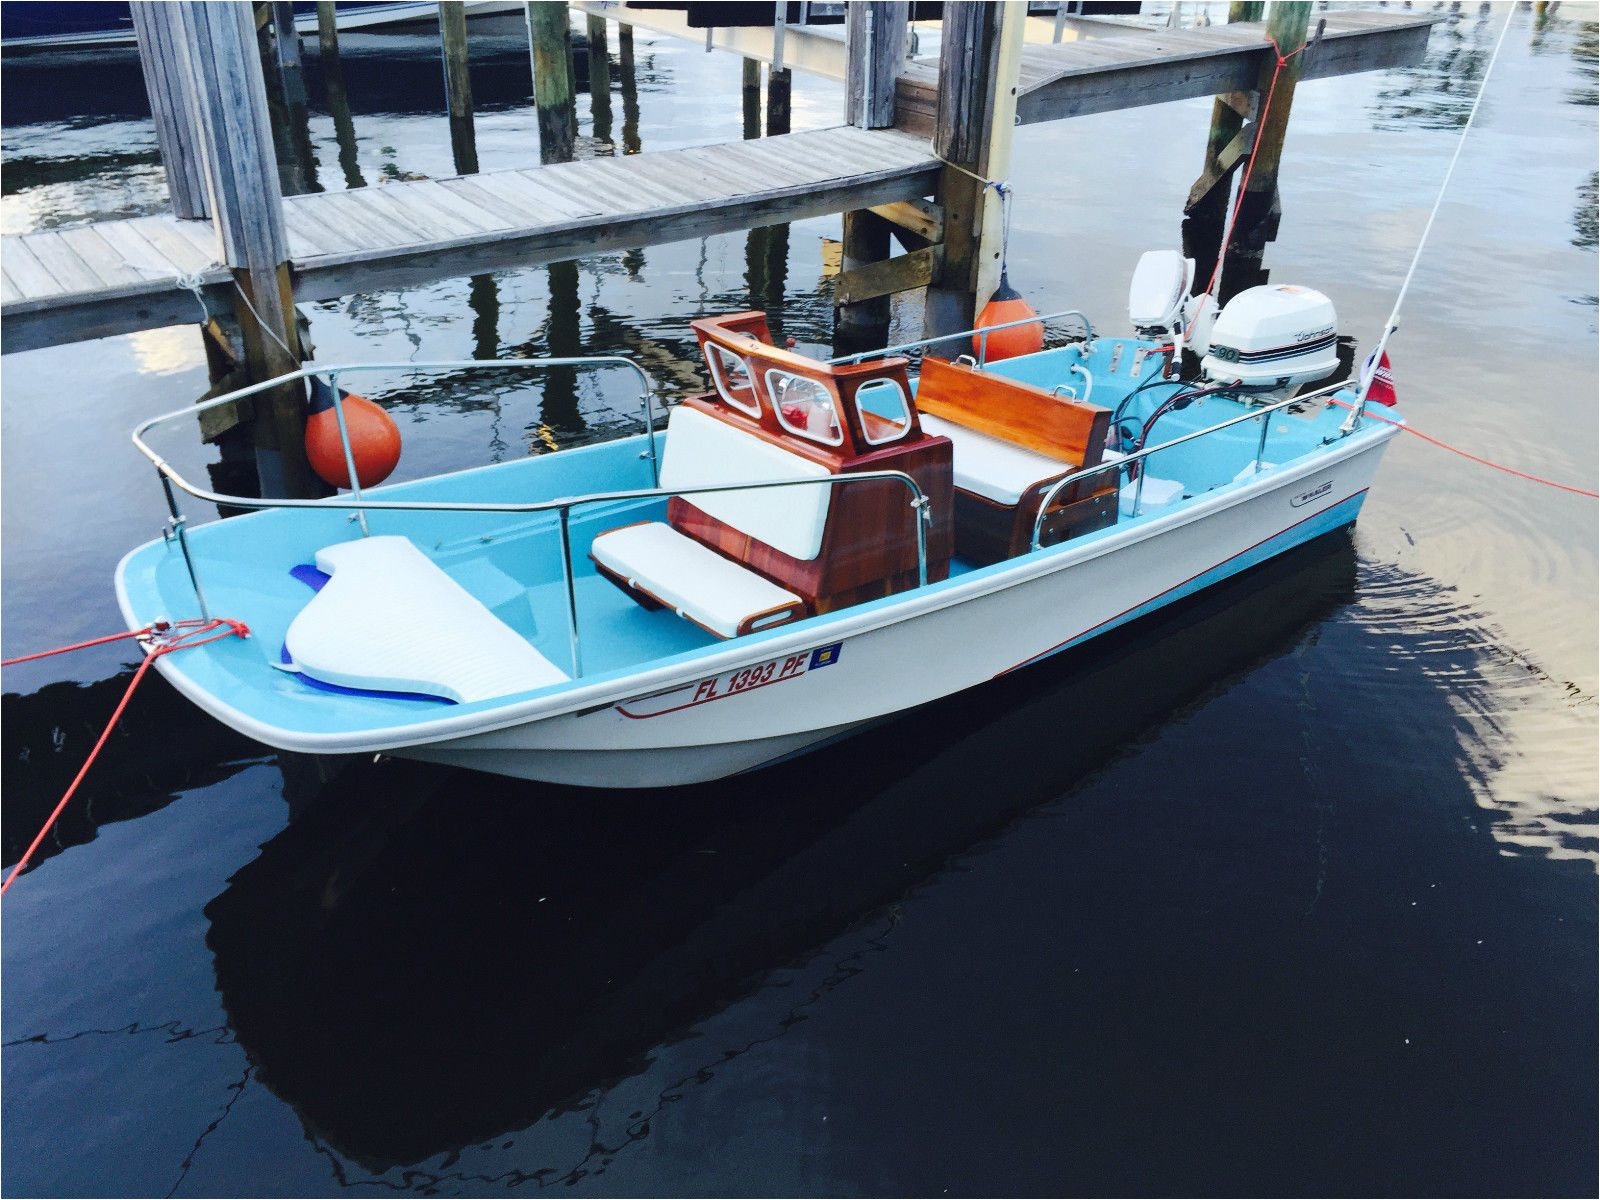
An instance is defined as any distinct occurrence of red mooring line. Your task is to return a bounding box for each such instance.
[1328,399,1599,500]
[1,618,249,896]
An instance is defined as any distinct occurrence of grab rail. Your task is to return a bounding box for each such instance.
[1028,378,1355,552]
[132,362,928,678]
[826,308,1095,370]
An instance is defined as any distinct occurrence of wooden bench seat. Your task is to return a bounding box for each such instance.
[913,356,1117,563]
[590,522,806,638]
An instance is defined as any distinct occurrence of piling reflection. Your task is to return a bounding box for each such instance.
[1,671,261,872]
[202,532,1364,1172]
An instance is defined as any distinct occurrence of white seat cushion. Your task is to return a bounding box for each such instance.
[284,536,569,703]
[918,412,1068,505]
[591,522,804,639]
[660,404,832,560]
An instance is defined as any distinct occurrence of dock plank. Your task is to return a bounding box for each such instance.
[403,180,510,236]
[471,170,600,221]
[57,226,146,288]
[3,239,66,300]
[281,199,367,255]
[23,231,107,296]
[1,268,21,305]
[93,220,189,280]
[339,188,442,244]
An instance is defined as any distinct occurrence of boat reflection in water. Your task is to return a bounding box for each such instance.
[203,529,1359,1173]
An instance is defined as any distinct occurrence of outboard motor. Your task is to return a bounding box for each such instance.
[1200,284,1339,397]
[1126,249,1218,356]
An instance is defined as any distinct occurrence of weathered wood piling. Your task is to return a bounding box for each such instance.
[528,1,577,164]
[441,1,480,174]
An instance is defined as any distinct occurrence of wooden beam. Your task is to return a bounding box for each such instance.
[868,198,942,245]
[833,245,942,307]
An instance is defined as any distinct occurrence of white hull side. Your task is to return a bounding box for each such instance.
[400,434,1392,787]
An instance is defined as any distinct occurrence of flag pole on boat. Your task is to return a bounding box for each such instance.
[1342,5,1516,434]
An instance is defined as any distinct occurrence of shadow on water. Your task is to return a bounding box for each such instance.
[1,672,263,872]
[190,529,1595,1194]
[197,533,1333,1168]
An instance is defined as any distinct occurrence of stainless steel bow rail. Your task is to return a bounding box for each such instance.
[132,358,930,679]
[826,308,1096,369]
[1029,377,1360,552]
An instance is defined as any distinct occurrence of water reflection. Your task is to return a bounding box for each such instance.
[1370,6,1492,130]
[202,533,1364,1173]
[1,671,262,873]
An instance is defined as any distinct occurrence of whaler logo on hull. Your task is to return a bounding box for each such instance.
[1290,480,1333,508]
[615,641,843,719]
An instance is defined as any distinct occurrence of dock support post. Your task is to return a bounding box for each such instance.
[742,57,763,139]
[441,1,480,174]
[182,1,321,500]
[619,21,641,153]
[131,1,211,219]
[528,2,577,164]
[1201,1,1312,302]
[316,1,365,188]
[1183,1,1262,294]
[264,2,318,194]
[923,1,1024,348]
[766,68,792,135]
[837,2,910,354]
[586,14,613,148]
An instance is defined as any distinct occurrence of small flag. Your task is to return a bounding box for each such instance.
[1363,349,1398,407]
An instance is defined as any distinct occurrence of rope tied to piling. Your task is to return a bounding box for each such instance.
[0,617,250,897]
[1185,36,1309,337]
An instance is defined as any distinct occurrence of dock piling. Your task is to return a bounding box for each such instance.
[586,14,613,148]
[441,1,480,174]
[1210,1,1312,301]
[130,2,211,219]
[836,2,911,353]
[923,0,1024,347]
[742,57,763,139]
[182,1,320,499]
[528,2,577,164]
[619,22,641,153]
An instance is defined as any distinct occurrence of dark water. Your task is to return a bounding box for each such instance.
[2,6,1596,1196]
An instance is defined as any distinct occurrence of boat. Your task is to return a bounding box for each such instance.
[115,251,1403,788]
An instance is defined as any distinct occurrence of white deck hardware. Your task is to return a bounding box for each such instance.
[284,535,569,703]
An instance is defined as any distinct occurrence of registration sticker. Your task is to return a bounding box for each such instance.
[615,643,842,720]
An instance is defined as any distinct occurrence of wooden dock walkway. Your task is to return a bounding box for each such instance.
[0,8,1434,355]
[898,9,1435,130]
[0,126,938,353]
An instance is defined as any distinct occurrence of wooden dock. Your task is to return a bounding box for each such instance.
[897,9,1435,130]
[0,7,1434,355]
[0,126,939,353]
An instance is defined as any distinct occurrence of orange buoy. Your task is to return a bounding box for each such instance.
[305,375,402,489]
[973,271,1044,362]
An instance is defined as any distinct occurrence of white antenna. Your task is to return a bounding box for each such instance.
[1344,5,1517,432]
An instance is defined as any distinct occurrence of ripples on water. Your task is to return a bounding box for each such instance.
[1,5,1595,1197]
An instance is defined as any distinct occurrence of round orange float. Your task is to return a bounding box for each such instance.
[973,271,1044,361]
[305,375,402,489]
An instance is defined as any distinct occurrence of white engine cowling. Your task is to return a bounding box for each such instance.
[1200,285,1339,389]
